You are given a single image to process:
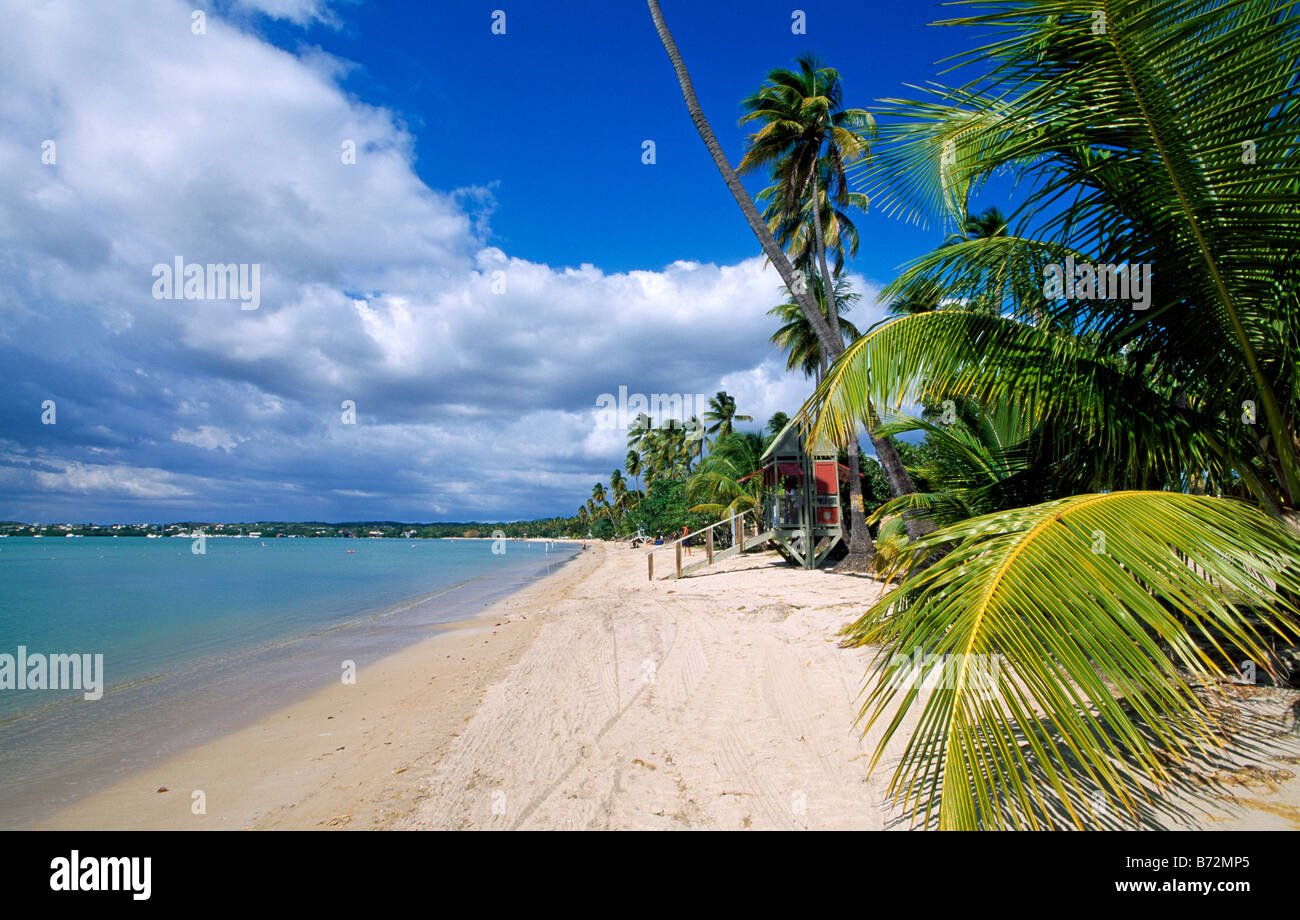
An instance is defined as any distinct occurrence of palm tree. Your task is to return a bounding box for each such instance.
[686,431,766,524]
[683,414,706,467]
[608,469,629,529]
[885,277,944,318]
[804,0,1300,830]
[757,161,869,277]
[627,413,652,454]
[947,205,1008,246]
[939,206,1016,316]
[625,450,642,493]
[646,1,929,559]
[864,400,1040,530]
[737,52,870,326]
[769,274,861,383]
[644,1,834,343]
[736,53,933,555]
[645,427,685,481]
[766,412,790,439]
[637,429,657,485]
[703,391,752,440]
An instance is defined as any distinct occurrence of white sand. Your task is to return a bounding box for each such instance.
[400,544,1300,830]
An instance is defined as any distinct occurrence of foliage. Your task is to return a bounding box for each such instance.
[630,479,710,539]
[686,431,766,523]
[798,0,1300,830]
[853,492,1300,831]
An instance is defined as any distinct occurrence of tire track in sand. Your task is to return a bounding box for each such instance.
[508,595,680,829]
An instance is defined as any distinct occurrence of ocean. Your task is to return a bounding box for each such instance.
[0,535,578,827]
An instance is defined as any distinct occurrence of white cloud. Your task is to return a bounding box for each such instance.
[172,426,247,452]
[0,0,888,523]
[25,460,194,500]
[232,0,341,28]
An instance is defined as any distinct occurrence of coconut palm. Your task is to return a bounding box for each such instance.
[769,274,861,383]
[627,413,652,454]
[757,161,869,278]
[737,53,884,560]
[736,53,936,554]
[802,0,1300,830]
[686,431,766,524]
[937,206,1027,317]
[703,391,752,440]
[625,450,642,493]
[646,427,681,481]
[737,52,870,318]
[766,412,790,439]
[885,277,944,318]
[607,469,630,529]
[864,400,1042,530]
[644,1,832,341]
[683,414,706,467]
[644,1,922,555]
[947,205,1008,247]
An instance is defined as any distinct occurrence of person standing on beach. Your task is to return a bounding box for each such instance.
[681,524,691,556]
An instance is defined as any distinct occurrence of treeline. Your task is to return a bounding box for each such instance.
[0,518,590,539]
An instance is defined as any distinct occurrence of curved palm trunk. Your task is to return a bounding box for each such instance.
[647,0,927,549]
[645,0,831,345]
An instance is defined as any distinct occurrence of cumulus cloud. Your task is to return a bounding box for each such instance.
[0,0,887,524]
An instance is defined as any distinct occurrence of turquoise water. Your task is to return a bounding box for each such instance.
[0,536,578,827]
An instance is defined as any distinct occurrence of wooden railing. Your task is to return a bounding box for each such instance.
[646,512,763,581]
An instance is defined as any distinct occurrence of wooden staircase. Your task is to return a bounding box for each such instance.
[647,515,773,581]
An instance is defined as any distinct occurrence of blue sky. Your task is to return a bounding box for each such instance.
[265,0,981,273]
[1,0,1012,524]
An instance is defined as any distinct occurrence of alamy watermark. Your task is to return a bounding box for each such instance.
[50,851,150,901]
[883,649,1002,700]
[0,646,104,700]
[1043,256,1152,311]
[152,257,261,310]
[595,386,706,437]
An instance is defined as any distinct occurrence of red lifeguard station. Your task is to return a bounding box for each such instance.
[752,418,846,569]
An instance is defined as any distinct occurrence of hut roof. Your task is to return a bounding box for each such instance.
[760,416,836,462]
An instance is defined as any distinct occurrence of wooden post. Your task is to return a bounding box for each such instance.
[734,513,742,548]
[648,552,654,582]
[706,526,713,564]
[675,540,682,579]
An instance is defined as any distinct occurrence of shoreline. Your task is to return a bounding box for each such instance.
[30,544,596,830]
[38,542,1300,830]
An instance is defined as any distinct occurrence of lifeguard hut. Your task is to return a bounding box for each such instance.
[744,418,846,569]
[643,419,848,581]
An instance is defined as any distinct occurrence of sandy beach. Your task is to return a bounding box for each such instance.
[40,542,1300,830]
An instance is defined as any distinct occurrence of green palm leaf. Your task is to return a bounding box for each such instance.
[851,0,1300,502]
[849,490,1300,830]
[800,311,1270,505]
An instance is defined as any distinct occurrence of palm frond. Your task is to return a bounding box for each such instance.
[849,490,1300,831]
